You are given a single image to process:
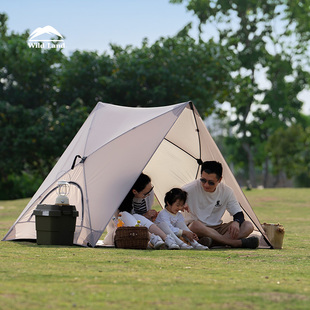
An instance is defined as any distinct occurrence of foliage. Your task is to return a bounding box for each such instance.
[0,172,43,200]
[0,14,88,198]
[170,0,310,187]
[106,29,237,115]
[1,1,310,198]
[0,15,63,109]
[266,124,310,183]
[57,50,114,111]
[0,13,237,198]
[0,100,88,198]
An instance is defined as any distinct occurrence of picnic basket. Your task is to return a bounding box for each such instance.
[114,226,149,249]
[262,223,285,249]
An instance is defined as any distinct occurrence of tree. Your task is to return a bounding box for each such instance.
[170,0,310,187]
[266,114,310,187]
[0,13,237,198]
[0,13,88,198]
[57,50,113,111]
[266,124,310,186]
[0,15,63,109]
[104,30,238,115]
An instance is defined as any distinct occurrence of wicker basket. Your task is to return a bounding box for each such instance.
[114,226,149,249]
[262,223,285,249]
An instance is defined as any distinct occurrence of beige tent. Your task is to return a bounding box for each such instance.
[3,101,272,248]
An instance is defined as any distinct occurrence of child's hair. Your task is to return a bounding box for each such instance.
[164,188,187,207]
[119,173,151,212]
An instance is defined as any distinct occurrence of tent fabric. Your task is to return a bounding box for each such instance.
[3,101,272,248]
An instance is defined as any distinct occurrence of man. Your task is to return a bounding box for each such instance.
[182,161,259,249]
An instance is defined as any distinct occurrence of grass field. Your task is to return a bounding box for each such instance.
[0,188,309,310]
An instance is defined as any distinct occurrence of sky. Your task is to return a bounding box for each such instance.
[1,0,309,114]
[1,0,197,54]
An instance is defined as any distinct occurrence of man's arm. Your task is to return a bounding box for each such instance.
[233,211,245,226]
[228,211,245,239]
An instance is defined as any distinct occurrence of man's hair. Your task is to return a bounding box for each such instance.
[201,161,223,179]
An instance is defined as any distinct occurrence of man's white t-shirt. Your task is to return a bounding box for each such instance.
[182,179,242,226]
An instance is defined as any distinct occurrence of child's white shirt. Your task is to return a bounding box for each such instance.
[155,208,185,237]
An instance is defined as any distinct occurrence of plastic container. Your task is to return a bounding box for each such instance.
[117,214,124,227]
[33,204,79,245]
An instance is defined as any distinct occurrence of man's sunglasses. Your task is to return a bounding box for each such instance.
[200,178,216,186]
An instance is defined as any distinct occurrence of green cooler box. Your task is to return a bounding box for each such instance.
[33,204,79,245]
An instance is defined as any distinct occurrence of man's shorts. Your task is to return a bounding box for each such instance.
[208,221,234,235]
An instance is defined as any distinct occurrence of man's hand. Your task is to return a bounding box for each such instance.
[182,203,190,213]
[228,221,240,239]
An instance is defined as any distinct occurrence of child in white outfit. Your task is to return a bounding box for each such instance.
[155,188,209,250]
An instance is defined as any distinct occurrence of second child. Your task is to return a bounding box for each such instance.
[155,188,209,250]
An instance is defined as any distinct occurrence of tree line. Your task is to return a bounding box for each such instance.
[1,0,310,199]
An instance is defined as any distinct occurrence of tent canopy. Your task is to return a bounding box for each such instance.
[3,101,271,248]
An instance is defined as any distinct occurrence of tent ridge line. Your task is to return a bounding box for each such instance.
[81,102,190,161]
[239,203,273,248]
[189,104,203,179]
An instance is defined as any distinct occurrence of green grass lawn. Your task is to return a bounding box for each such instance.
[0,188,309,310]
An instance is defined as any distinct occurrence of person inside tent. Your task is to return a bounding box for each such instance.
[154,188,209,250]
[105,173,180,250]
[181,161,259,249]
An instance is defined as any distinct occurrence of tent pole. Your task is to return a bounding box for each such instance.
[189,102,203,179]
[239,203,273,248]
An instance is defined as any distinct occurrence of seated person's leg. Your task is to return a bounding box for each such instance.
[239,220,254,238]
[175,221,209,250]
[156,221,173,235]
[189,220,243,248]
[157,222,193,249]
[132,213,154,229]
[119,211,138,226]
[220,221,254,240]
[132,214,167,241]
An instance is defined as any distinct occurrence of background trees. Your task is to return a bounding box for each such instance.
[1,0,310,198]
[104,32,237,113]
[0,14,66,198]
[0,13,236,198]
[170,0,310,187]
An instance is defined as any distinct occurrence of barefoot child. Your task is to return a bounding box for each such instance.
[155,188,209,250]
